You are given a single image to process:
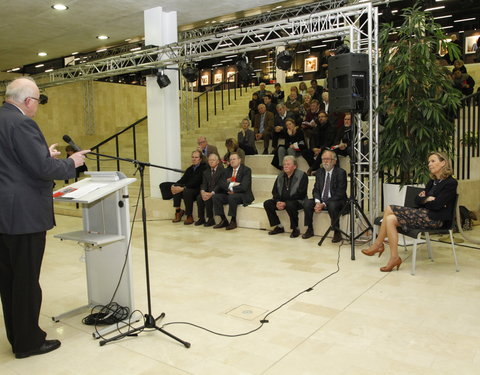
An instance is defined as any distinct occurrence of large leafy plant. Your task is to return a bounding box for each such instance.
[378,5,462,185]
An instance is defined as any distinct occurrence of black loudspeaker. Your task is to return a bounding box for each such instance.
[328,53,369,114]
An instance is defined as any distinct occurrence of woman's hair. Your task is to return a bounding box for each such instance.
[428,151,453,179]
[240,118,251,127]
[225,138,239,151]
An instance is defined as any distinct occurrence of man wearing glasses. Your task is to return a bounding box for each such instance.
[0,77,89,359]
[302,149,347,242]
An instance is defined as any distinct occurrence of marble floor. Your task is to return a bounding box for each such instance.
[1,214,480,375]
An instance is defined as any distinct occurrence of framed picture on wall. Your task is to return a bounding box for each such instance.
[201,74,209,86]
[304,57,318,73]
[465,35,479,54]
[227,71,236,82]
[439,39,451,57]
[214,73,223,84]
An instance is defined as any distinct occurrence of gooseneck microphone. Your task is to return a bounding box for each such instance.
[63,134,82,152]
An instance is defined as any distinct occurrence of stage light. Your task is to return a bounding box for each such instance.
[182,65,199,83]
[235,55,254,84]
[276,50,293,70]
[156,71,171,88]
[39,94,48,105]
[334,44,350,55]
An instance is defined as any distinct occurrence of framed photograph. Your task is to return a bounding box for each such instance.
[227,71,236,82]
[304,57,318,73]
[439,39,451,57]
[465,35,479,54]
[201,74,209,86]
[214,72,223,84]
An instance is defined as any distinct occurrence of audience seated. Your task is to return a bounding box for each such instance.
[263,94,276,114]
[271,118,306,170]
[248,93,261,122]
[272,82,285,104]
[290,85,303,103]
[237,118,258,155]
[302,99,321,148]
[255,82,270,100]
[264,155,308,238]
[196,153,225,227]
[453,59,467,73]
[254,103,275,154]
[197,136,219,158]
[298,81,308,97]
[159,150,207,225]
[213,153,254,230]
[273,103,293,149]
[224,138,245,165]
[452,68,475,96]
[310,79,323,100]
[332,112,352,158]
[302,150,347,242]
[285,91,303,125]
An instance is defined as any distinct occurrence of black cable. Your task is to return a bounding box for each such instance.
[159,241,344,338]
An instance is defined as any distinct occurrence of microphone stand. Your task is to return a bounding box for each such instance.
[86,151,190,348]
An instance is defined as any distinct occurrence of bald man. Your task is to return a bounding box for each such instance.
[197,136,219,158]
[0,77,89,359]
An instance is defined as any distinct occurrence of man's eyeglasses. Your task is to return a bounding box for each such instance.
[27,97,40,101]
[321,158,334,161]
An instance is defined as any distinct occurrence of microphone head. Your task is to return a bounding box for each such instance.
[63,135,72,143]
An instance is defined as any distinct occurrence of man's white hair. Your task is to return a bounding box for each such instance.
[5,77,37,103]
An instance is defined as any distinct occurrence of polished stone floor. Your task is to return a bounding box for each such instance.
[1,215,480,375]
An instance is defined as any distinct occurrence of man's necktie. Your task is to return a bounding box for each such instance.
[232,168,237,182]
[322,173,331,202]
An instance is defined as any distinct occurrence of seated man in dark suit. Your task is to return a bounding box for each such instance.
[272,103,294,150]
[254,104,275,154]
[212,152,254,230]
[197,136,219,158]
[159,150,207,225]
[196,153,225,227]
[302,150,347,243]
[264,155,308,238]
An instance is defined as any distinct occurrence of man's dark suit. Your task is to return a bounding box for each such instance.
[213,164,255,218]
[303,166,347,229]
[253,111,275,152]
[0,102,76,354]
[197,165,225,221]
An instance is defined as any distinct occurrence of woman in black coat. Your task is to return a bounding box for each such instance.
[362,152,457,272]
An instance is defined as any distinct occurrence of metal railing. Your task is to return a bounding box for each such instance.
[90,116,147,171]
[194,77,250,128]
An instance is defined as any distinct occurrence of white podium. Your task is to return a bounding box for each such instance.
[53,171,137,337]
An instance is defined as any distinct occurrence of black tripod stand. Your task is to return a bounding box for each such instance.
[87,152,190,348]
[318,114,372,260]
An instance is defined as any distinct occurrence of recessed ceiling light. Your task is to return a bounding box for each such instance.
[96,35,109,40]
[96,48,107,53]
[45,69,54,72]
[35,64,44,68]
[51,4,68,11]
[71,52,79,55]
[38,52,47,57]
[11,67,21,72]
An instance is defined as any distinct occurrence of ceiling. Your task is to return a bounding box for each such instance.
[1,1,479,76]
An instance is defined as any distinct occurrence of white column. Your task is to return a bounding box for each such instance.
[144,7,181,198]
[275,46,286,84]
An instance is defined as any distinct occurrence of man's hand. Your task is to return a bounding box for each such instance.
[274,126,283,133]
[49,143,61,158]
[276,201,286,210]
[201,191,213,201]
[69,150,90,168]
[314,202,324,213]
[171,185,184,195]
[255,133,263,140]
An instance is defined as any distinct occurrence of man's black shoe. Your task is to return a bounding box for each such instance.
[268,226,285,235]
[302,228,314,239]
[213,219,228,229]
[290,228,300,238]
[332,231,343,243]
[204,218,216,227]
[226,220,237,230]
[262,149,269,155]
[15,339,61,359]
[194,218,205,226]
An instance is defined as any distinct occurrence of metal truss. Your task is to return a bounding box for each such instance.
[9,2,379,219]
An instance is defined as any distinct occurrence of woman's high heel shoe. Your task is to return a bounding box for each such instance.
[380,257,402,272]
[361,243,385,257]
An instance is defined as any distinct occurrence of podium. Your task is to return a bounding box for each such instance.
[53,171,137,337]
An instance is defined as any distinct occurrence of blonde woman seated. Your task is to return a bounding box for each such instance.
[271,118,306,170]
[223,138,245,165]
[362,152,457,272]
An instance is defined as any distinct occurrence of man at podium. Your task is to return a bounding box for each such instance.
[0,77,89,359]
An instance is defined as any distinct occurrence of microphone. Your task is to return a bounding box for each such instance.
[63,135,81,152]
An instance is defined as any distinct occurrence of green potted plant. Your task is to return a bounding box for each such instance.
[378,4,462,188]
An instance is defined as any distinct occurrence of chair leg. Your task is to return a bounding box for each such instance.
[411,233,421,276]
[449,229,460,272]
[425,232,433,261]
[402,234,408,252]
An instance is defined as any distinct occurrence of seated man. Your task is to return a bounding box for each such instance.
[212,153,254,230]
[302,150,347,243]
[197,136,219,158]
[264,155,308,238]
[273,103,294,149]
[196,153,225,227]
[254,103,274,154]
[159,150,207,225]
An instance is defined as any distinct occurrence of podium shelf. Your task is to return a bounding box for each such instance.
[54,231,125,247]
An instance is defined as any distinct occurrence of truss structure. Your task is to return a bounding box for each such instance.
[2,2,380,219]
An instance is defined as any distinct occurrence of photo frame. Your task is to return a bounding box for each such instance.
[201,74,209,86]
[214,72,223,84]
[304,57,318,73]
[465,35,480,55]
[439,38,451,57]
[227,71,236,82]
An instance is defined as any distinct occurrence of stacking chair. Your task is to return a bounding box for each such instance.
[399,194,459,275]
